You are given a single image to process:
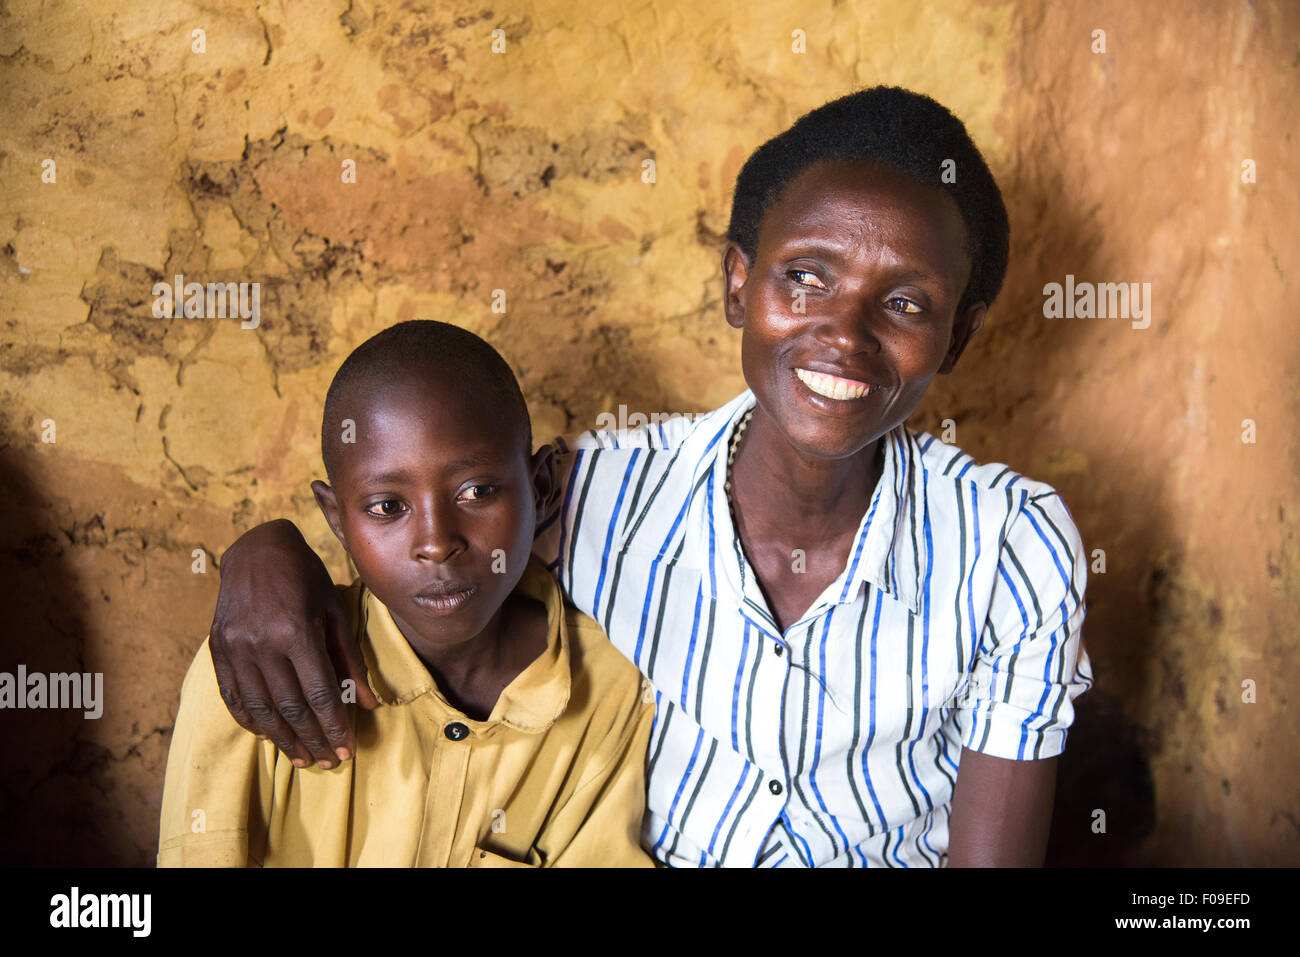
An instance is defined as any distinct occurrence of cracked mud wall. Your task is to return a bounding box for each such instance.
[0,0,1296,866]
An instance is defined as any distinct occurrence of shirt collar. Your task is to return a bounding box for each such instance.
[845,423,928,615]
[347,556,572,734]
[687,389,928,616]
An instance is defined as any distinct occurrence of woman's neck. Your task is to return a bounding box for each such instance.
[731,407,883,547]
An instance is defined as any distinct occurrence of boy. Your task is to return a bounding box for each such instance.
[158,320,656,867]
[205,86,1092,866]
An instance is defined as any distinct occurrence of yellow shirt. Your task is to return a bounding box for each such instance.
[158,557,656,867]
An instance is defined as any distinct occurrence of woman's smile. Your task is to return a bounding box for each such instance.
[793,367,880,400]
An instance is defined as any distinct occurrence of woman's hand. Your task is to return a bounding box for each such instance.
[208,519,378,768]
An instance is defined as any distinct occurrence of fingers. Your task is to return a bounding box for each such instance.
[293,614,366,763]
[237,664,319,768]
[212,630,352,769]
[208,609,359,769]
[326,599,379,713]
[210,626,318,765]
[253,651,345,768]
[210,637,259,737]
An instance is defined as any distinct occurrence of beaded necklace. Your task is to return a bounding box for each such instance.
[725,403,884,520]
[723,405,756,525]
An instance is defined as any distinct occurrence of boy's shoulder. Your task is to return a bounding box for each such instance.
[515,557,645,703]
[550,601,653,782]
[560,602,647,701]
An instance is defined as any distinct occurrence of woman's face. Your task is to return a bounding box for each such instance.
[723,159,986,460]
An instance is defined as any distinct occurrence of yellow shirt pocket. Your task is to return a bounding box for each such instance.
[468,845,541,868]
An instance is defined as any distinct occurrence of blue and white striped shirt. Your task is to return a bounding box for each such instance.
[532,389,1093,867]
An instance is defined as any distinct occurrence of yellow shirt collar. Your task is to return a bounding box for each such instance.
[349,557,572,734]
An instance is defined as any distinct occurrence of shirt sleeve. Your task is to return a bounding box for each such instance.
[531,419,695,606]
[957,490,1094,761]
[532,679,657,868]
[531,424,670,574]
[559,410,698,452]
[157,638,277,866]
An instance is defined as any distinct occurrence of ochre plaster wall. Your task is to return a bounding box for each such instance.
[0,0,1296,865]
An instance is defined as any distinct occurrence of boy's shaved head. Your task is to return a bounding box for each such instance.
[726,85,1010,314]
[321,320,532,484]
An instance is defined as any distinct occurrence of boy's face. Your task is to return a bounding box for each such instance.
[312,374,548,658]
[723,159,985,459]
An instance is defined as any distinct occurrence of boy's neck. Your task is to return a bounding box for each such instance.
[394,591,549,722]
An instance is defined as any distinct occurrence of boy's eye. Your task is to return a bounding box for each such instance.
[365,499,406,518]
[458,484,498,502]
[788,269,827,289]
[887,296,923,314]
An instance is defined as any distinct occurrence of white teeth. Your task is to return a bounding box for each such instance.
[795,368,873,400]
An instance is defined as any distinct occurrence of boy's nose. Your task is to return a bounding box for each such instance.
[411,503,466,563]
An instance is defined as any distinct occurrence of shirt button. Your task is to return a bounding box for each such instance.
[769,779,783,796]
[774,643,784,656]
[444,722,470,741]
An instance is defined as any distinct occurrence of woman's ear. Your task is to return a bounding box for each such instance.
[311,480,347,546]
[528,444,557,528]
[938,301,987,374]
[722,242,751,331]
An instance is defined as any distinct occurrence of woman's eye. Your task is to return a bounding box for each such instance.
[887,296,922,314]
[365,500,405,518]
[788,269,827,289]
[459,484,498,502]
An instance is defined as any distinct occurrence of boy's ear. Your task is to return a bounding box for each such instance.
[311,480,347,546]
[938,301,987,375]
[722,242,751,330]
[528,444,557,527]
